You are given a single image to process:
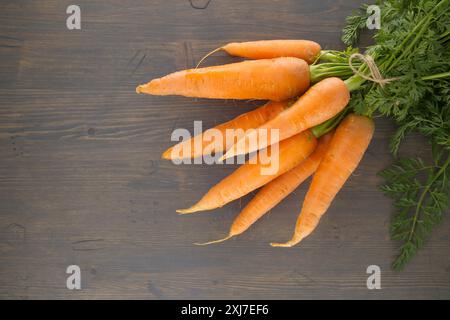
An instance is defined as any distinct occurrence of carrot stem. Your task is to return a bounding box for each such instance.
[421,71,450,81]
[317,50,350,63]
[311,107,350,138]
[344,74,366,92]
[309,63,361,83]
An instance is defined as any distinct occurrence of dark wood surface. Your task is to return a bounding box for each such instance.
[0,0,449,299]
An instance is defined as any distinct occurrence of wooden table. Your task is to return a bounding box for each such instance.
[0,0,449,299]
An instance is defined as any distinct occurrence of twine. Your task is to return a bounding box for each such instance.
[349,53,399,87]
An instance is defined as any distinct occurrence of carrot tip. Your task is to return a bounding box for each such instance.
[216,155,225,163]
[194,236,232,246]
[177,206,202,214]
[161,149,172,160]
[270,242,295,248]
[218,152,233,162]
[176,209,192,214]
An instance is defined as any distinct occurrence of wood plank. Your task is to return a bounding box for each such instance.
[0,0,449,299]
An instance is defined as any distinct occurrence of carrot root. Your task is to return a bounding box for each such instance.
[271,114,374,247]
[195,40,321,68]
[194,235,233,246]
[177,130,317,214]
[162,101,289,161]
[196,47,224,68]
[221,77,350,160]
[136,57,310,101]
[223,40,322,64]
[220,132,334,239]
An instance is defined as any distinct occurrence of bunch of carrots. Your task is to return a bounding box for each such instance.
[136,40,374,247]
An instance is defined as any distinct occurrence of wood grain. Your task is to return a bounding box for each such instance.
[0,0,449,299]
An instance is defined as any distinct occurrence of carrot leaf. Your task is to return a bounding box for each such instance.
[379,148,450,271]
[341,5,370,46]
[343,0,450,270]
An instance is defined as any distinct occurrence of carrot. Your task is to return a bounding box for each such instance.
[220,77,350,160]
[136,57,310,102]
[162,100,290,160]
[176,130,317,214]
[196,132,334,245]
[197,40,321,66]
[271,114,374,247]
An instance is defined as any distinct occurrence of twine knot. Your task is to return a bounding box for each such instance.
[349,53,399,87]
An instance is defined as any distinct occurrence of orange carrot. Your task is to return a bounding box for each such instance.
[136,57,310,102]
[176,130,317,214]
[271,114,374,247]
[197,40,321,66]
[196,132,334,245]
[162,100,290,160]
[220,77,350,160]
